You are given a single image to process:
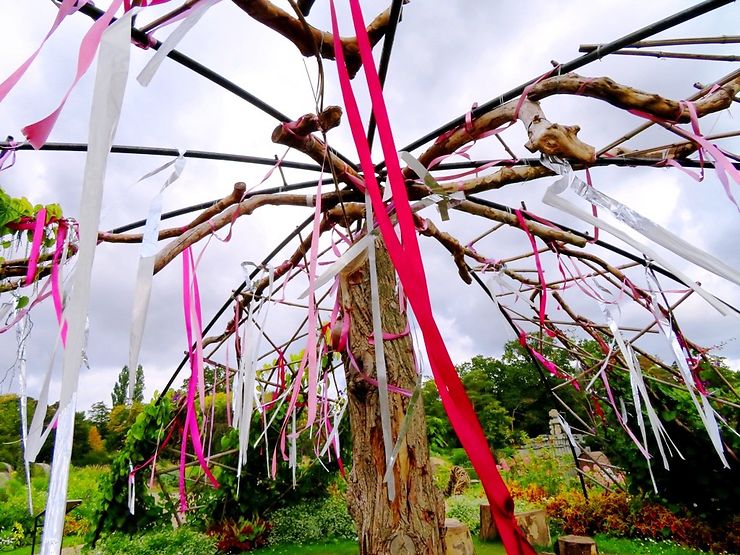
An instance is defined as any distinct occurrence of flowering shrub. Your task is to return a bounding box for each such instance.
[0,522,25,550]
[545,490,739,554]
[208,517,270,553]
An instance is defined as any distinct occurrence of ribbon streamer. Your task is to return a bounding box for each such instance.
[365,196,397,501]
[643,270,728,467]
[541,157,731,316]
[137,0,222,86]
[544,156,740,287]
[41,10,133,553]
[330,2,534,552]
[16,313,34,514]
[127,153,186,401]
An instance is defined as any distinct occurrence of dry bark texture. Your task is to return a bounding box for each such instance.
[340,239,445,555]
[231,0,399,78]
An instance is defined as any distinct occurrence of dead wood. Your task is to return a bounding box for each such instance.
[413,73,740,177]
[454,201,587,248]
[231,0,401,78]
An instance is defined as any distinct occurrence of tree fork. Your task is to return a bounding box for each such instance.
[339,238,445,555]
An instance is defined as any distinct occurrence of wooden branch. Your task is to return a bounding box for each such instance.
[414,73,740,176]
[529,74,740,122]
[152,190,352,273]
[416,218,491,284]
[442,165,553,196]
[272,108,367,192]
[453,200,587,248]
[98,182,247,244]
[231,0,401,78]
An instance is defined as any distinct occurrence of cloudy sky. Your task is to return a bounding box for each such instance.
[0,0,738,414]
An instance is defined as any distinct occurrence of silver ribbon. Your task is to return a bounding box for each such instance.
[41,11,134,554]
[541,155,733,316]
[365,193,397,501]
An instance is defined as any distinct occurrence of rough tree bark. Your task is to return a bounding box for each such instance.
[339,237,445,555]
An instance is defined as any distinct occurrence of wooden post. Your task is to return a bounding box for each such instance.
[340,238,446,555]
[479,503,497,542]
[557,535,597,555]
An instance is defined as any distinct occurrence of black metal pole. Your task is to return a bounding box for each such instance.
[154,213,315,404]
[366,0,406,148]
[387,0,735,164]
[73,2,359,171]
[469,270,590,500]
[105,177,334,234]
[11,142,324,172]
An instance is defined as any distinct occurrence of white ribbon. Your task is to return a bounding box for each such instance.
[233,263,273,488]
[557,412,582,456]
[41,11,134,554]
[542,165,731,316]
[15,313,33,514]
[137,0,222,86]
[127,153,186,401]
[365,194,396,501]
[541,156,732,316]
[400,151,465,220]
[644,270,729,467]
[542,156,740,287]
[298,233,374,299]
[127,462,136,515]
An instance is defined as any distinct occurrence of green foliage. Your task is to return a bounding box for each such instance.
[504,449,579,497]
[87,402,110,436]
[0,188,62,238]
[446,495,482,535]
[190,399,337,529]
[592,358,740,526]
[90,397,174,543]
[268,497,356,546]
[0,395,54,466]
[423,339,591,452]
[0,465,106,547]
[111,365,145,407]
[594,534,716,555]
[88,527,217,555]
[546,490,738,554]
[0,522,24,550]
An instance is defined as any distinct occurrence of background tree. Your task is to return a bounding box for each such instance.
[111,365,145,406]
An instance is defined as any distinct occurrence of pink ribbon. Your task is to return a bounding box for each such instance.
[24,209,47,286]
[0,0,85,105]
[179,247,219,511]
[330,2,534,553]
[22,0,125,148]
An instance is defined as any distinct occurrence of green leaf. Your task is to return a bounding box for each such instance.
[15,296,29,309]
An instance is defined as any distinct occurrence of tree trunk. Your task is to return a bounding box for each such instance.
[339,238,445,555]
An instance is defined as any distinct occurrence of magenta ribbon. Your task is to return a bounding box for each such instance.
[179,247,219,511]
[330,2,534,553]
[22,0,125,148]
[24,209,47,286]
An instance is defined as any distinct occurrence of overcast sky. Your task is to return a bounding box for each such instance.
[0,0,738,413]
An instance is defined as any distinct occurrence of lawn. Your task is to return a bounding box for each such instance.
[252,536,714,555]
[0,535,83,555]
[252,539,509,554]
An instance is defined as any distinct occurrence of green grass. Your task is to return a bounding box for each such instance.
[252,536,714,555]
[253,540,359,555]
[594,534,711,555]
[0,535,83,555]
[252,538,515,554]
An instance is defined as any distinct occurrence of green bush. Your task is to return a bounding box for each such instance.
[88,527,217,555]
[268,497,356,545]
[446,495,481,535]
